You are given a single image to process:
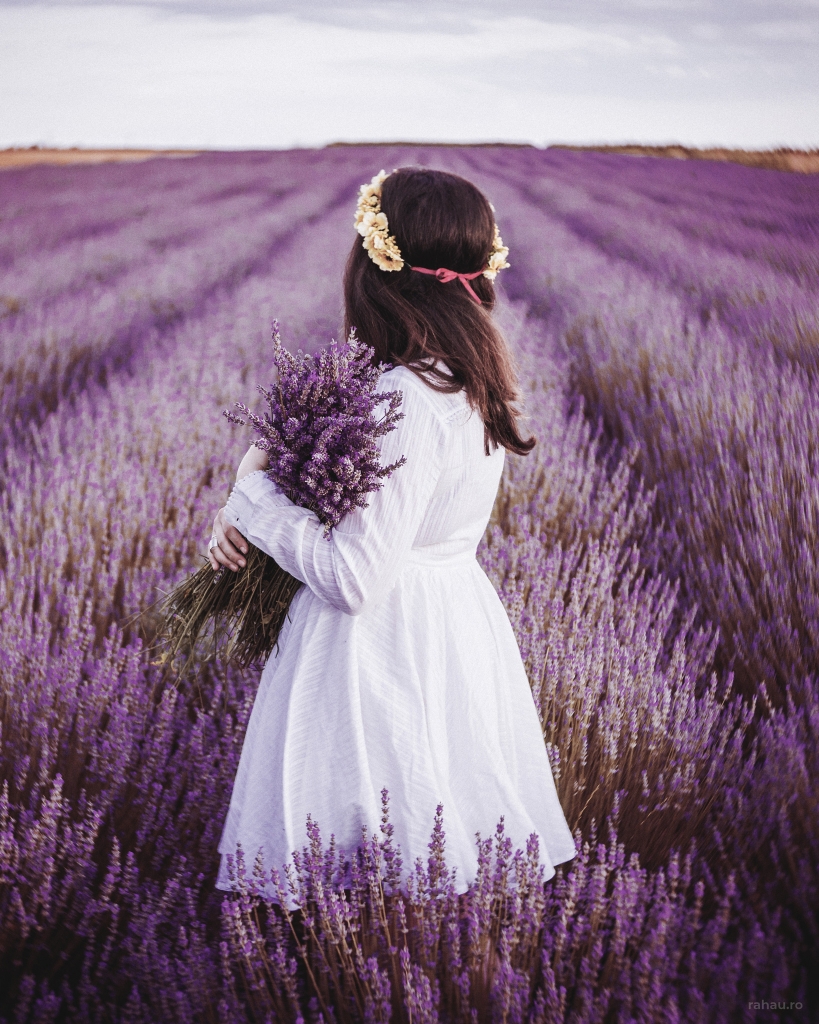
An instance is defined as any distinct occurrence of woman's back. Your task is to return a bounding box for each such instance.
[385,365,505,568]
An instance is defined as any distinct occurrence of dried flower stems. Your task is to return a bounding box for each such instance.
[158,546,302,670]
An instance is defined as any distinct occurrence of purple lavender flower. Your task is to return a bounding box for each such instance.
[226,322,406,533]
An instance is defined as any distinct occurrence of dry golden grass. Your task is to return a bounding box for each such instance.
[552,143,819,174]
[0,146,200,170]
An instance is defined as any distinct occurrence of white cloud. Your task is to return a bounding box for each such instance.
[746,19,818,40]
[0,3,816,148]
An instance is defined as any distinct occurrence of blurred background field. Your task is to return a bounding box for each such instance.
[0,144,817,1021]
[3,143,818,173]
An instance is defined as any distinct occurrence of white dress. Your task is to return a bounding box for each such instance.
[216,365,576,903]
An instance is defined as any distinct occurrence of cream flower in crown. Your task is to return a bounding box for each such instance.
[354,169,510,280]
[483,225,510,280]
[354,170,404,272]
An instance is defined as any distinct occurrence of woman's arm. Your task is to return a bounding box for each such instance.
[236,444,268,482]
[212,371,446,615]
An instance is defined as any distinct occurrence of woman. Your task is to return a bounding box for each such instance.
[209,167,576,901]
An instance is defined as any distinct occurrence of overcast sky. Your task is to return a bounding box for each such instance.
[1,0,817,149]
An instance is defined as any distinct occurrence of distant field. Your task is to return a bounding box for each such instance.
[3,141,818,172]
[1,146,817,1021]
[553,143,819,174]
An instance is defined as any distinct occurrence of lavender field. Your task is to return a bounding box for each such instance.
[1,146,817,1022]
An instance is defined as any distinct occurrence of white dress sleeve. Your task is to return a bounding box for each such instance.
[223,370,447,616]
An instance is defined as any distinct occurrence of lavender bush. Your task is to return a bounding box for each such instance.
[0,146,815,1021]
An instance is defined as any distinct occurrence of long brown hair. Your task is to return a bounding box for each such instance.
[343,167,534,456]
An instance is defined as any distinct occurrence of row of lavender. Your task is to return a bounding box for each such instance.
[0,147,816,1021]
[469,148,819,697]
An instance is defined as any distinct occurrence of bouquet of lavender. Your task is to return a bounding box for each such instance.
[158,324,406,669]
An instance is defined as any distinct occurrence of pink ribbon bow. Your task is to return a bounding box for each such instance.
[411,266,484,305]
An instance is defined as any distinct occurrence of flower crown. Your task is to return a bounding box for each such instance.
[354,169,510,279]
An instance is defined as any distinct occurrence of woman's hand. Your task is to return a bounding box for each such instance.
[207,446,269,571]
[208,507,248,572]
[236,444,269,482]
